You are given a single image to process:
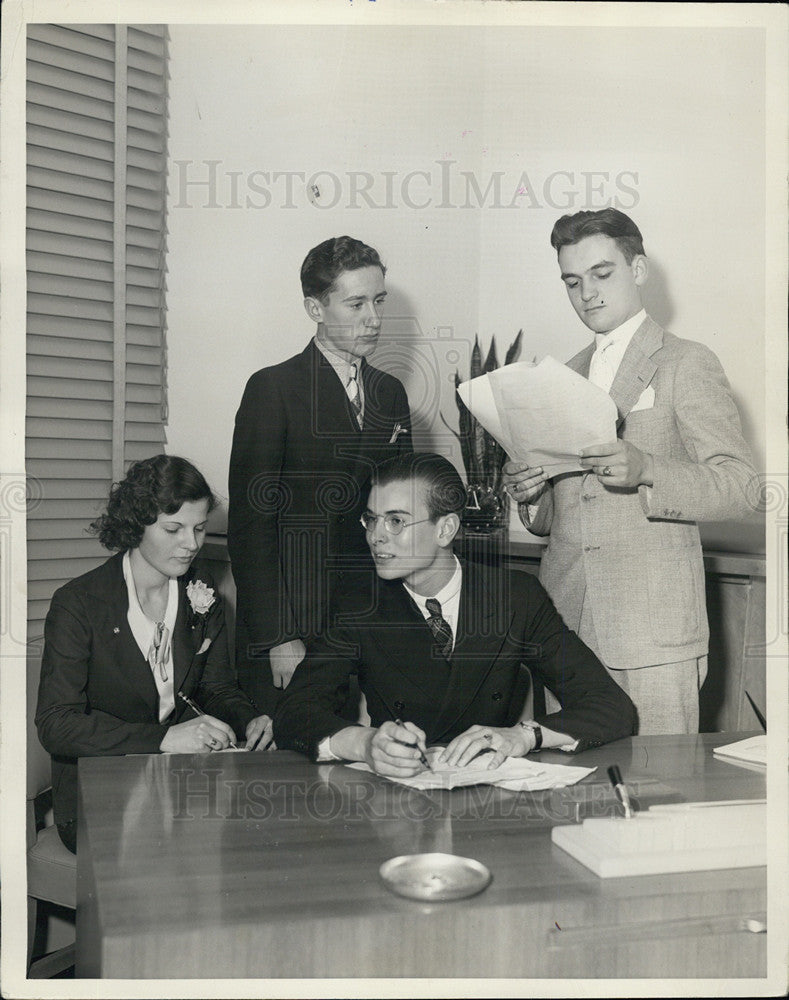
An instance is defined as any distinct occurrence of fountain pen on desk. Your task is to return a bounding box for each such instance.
[607,764,634,819]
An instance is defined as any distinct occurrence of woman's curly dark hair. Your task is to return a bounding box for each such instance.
[90,455,218,551]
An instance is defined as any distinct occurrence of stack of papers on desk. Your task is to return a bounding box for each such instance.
[456,356,618,477]
[349,749,595,791]
[712,734,767,767]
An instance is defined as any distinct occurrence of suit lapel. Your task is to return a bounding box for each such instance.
[92,553,160,713]
[608,317,662,425]
[303,340,364,436]
[566,343,595,379]
[172,580,198,699]
[567,317,663,426]
[369,579,451,700]
[431,562,511,739]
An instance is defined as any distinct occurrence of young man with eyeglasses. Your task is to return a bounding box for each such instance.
[274,453,635,777]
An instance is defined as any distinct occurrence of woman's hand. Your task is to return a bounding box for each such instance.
[502,460,549,505]
[160,714,237,753]
[438,724,530,770]
[245,714,275,751]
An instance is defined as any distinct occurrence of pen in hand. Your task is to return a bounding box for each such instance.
[178,691,238,749]
[394,718,432,771]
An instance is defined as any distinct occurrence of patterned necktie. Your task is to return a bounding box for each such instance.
[347,363,363,429]
[425,598,453,660]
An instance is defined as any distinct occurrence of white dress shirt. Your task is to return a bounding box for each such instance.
[587,308,647,392]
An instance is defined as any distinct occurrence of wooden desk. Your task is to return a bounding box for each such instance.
[76,734,766,979]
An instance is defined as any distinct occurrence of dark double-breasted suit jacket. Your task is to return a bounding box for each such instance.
[273,560,636,757]
[228,340,412,711]
[35,552,257,826]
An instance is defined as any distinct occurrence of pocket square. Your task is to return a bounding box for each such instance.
[389,422,409,445]
[197,638,212,655]
[630,385,655,412]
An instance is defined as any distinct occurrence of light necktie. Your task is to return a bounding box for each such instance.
[425,597,454,660]
[347,363,363,429]
[588,338,615,393]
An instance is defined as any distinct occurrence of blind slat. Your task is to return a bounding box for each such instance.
[27,375,113,400]
[27,229,113,262]
[27,459,113,481]
[27,396,114,421]
[27,334,113,361]
[27,292,114,322]
[27,81,113,122]
[27,438,112,461]
[27,416,112,440]
[27,250,114,282]
[27,103,114,141]
[28,498,107,521]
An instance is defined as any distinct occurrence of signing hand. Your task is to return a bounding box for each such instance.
[502,460,549,505]
[245,714,275,751]
[269,638,305,689]
[579,440,654,488]
[438,724,530,770]
[160,714,237,753]
[363,720,428,778]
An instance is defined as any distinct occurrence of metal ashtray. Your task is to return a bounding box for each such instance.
[379,852,492,901]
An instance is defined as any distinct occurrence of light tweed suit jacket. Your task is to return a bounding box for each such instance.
[523,316,757,670]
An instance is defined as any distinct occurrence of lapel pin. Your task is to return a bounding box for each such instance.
[113,626,120,634]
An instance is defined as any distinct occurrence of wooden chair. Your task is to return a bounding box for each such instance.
[27,655,76,978]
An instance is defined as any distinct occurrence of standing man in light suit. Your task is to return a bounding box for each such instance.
[504,209,757,734]
[228,236,412,716]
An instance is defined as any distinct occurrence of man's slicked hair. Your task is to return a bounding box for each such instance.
[371,453,466,521]
[550,209,646,263]
[300,236,386,303]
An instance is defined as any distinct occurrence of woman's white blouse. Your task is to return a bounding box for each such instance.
[122,550,178,723]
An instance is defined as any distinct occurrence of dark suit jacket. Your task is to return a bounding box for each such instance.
[273,560,636,757]
[228,340,412,705]
[35,552,258,826]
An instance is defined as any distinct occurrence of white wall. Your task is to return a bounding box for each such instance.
[166,23,767,550]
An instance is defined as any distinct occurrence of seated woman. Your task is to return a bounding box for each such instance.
[35,454,273,853]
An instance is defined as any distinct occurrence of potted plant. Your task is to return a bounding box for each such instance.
[441,330,523,534]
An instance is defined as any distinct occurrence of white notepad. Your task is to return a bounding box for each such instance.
[552,799,766,878]
[712,734,767,766]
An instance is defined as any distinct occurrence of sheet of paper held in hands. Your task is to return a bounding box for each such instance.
[456,357,618,476]
[349,747,596,791]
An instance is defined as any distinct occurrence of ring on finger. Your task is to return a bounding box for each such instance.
[602,465,612,477]
[483,732,493,742]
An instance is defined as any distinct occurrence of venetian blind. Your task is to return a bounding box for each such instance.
[26,23,169,648]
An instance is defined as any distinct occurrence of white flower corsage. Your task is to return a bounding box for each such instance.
[187,579,215,615]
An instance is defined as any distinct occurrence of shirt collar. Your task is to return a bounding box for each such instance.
[402,555,462,611]
[313,336,361,381]
[593,307,647,353]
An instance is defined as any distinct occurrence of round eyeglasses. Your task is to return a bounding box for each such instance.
[359,512,433,536]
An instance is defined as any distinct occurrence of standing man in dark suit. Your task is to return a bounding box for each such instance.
[228,236,412,715]
[274,453,635,776]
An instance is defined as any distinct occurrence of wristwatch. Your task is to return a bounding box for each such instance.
[518,720,543,753]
